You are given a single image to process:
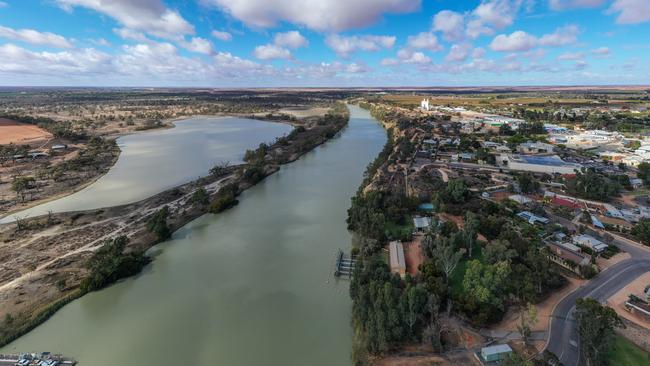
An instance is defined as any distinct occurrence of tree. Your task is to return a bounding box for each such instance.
[516,173,539,194]
[11,176,36,202]
[80,236,149,292]
[444,179,470,204]
[565,168,621,202]
[191,187,209,206]
[637,162,650,185]
[632,218,650,245]
[517,303,537,346]
[209,161,230,176]
[463,212,479,258]
[147,206,171,241]
[575,298,624,366]
[463,260,511,311]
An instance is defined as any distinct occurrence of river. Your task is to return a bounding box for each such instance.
[1,105,386,365]
[1,116,292,223]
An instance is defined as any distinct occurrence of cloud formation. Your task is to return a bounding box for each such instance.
[212,30,232,41]
[56,0,194,39]
[205,0,420,32]
[0,26,73,48]
[325,34,395,57]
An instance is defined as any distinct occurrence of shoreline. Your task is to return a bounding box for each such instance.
[0,113,299,222]
[0,105,350,348]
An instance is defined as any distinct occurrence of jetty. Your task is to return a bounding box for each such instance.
[0,353,76,366]
[334,249,357,278]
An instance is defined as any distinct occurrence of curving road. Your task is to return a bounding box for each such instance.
[546,233,650,366]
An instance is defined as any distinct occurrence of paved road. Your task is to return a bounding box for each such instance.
[546,234,650,366]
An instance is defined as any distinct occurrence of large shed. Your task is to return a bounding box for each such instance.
[389,241,406,278]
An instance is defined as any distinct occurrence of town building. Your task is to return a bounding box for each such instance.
[413,216,431,231]
[572,234,608,253]
[546,242,590,272]
[517,141,554,154]
[500,154,582,175]
[517,211,550,225]
[480,344,513,363]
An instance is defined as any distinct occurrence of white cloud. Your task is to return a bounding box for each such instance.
[557,51,584,60]
[609,0,650,24]
[0,1,7,8]
[446,43,472,62]
[91,38,111,47]
[472,47,486,59]
[205,0,419,32]
[181,37,214,54]
[406,32,442,51]
[490,31,537,52]
[114,27,150,42]
[212,30,232,41]
[0,43,112,74]
[433,10,465,41]
[473,0,516,29]
[274,31,308,49]
[325,34,395,57]
[345,62,369,73]
[591,47,611,57]
[253,44,292,60]
[538,25,579,46]
[56,0,194,39]
[575,60,588,70]
[0,25,73,48]
[397,48,431,64]
[380,58,400,66]
[548,0,606,11]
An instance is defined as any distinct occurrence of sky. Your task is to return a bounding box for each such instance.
[0,0,648,87]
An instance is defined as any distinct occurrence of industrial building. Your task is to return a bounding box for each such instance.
[389,241,406,278]
[500,154,582,175]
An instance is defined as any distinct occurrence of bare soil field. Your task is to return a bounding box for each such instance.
[0,119,52,145]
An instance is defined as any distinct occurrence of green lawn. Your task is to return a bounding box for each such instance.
[607,335,650,366]
[449,244,484,295]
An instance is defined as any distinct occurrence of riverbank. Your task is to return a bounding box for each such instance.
[0,105,349,348]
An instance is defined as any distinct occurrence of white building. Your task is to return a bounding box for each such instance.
[500,154,582,175]
[518,141,555,154]
[573,234,608,253]
[420,98,430,111]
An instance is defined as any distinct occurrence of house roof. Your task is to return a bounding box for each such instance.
[481,344,513,356]
[389,241,406,271]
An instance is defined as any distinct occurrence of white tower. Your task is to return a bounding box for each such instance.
[420,98,430,111]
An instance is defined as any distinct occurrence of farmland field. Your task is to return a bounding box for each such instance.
[0,118,52,145]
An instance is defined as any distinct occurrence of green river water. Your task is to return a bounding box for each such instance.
[1,105,386,365]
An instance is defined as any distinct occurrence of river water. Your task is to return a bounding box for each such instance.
[1,117,292,223]
[1,105,386,366]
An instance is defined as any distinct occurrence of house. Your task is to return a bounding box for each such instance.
[573,234,608,253]
[551,196,581,210]
[509,194,532,205]
[389,241,406,278]
[413,216,431,231]
[546,242,590,271]
[517,211,550,225]
[480,344,513,363]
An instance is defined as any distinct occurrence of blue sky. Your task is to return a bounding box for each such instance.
[0,0,648,87]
